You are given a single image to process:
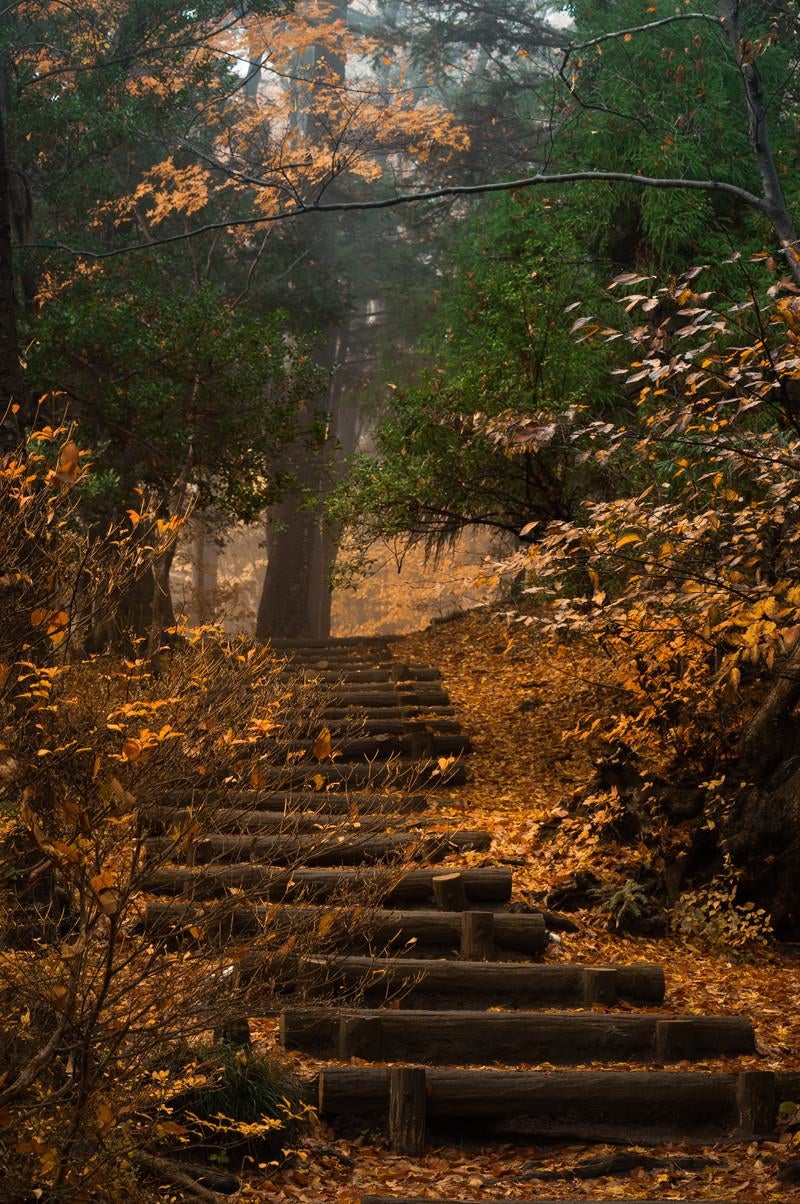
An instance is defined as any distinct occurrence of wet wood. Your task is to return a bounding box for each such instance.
[140,864,513,904]
[298,956,666,1005]
[280,1008,754,1063]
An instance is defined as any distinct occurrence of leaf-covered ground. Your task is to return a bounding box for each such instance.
[245,611,800,1202]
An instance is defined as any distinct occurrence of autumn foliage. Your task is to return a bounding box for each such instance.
[0,432,385,1199]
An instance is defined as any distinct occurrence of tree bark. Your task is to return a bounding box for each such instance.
[716,0,800,285]
[0,67,22,450]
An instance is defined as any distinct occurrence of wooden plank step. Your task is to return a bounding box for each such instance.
[144,829,491,867]
[158,791,429,816]
[298,956,666,1005]
[145,807,431,836]
[142,905,548,954]
[318,1067,780,1143]
[286,734,471,758]
[141,864,513,904]
[281,1007,754,1063]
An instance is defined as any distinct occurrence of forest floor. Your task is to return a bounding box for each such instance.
[244,611,800,1203]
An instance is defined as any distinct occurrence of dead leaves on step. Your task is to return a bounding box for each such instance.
[244,612,800,1202]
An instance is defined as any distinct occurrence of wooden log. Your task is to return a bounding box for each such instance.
[736,1070,776,1137]
[279,667,442,684]
[338,1014,382,1060]
[461,911,495,960]
[432,873,468,911]
[269,636,395,649]
[286,733,471,758]
[360,1198,710,1204]
[145,806,430,836]
[317,1067,741,1141]
[655,1017,756,1061]
[141,904,547,955]
[298,956,666,1005]
[144,828,490,867]
[140,864,513,904]
[388,1067,426,1155]
[324,690,451,708]
[280,1008,753,1064]
[320,719,463,736]
[322,707,456,720]
[160,790,429,816]
[583,967,618,1006]
[238,758,467,788]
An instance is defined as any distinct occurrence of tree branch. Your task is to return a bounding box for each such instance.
[16,168,773,260]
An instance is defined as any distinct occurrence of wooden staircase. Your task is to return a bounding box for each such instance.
[143,636,798,1204]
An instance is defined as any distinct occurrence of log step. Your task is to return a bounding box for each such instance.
[142,905,548,955]
[318,1067,780,1144]
[324,690,452,708]
[322,707,456,720]
[268,637,395,649]
[280,664,443,683]
[158,791,430,816]
[144,829,491,867]
[317,719,463,735]
[281,1007,754,1063]
[286,734,472,758]
[244,759,468,788]
[145,807,432,836]
[298,956,666,1005]
[361,1198,728,1204]
[140,864,513,904]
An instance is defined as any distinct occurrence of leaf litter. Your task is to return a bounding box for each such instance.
[243,611,800,1202]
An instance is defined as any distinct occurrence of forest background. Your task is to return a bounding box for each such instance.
[4,0,800,1197]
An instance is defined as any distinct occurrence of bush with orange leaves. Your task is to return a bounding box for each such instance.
[0,432,380,1200]
[499,261,800,935]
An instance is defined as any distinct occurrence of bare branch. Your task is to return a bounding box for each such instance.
[16,168,772,261]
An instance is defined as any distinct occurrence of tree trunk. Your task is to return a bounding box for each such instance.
[0,69,22,451]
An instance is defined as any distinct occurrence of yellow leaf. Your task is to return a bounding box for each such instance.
[615,532,641,550]
[121,738,142,762]
[96,1103,114,1133]
[317,911,337,937]
[55,440,80,483]
[313,726,332,761]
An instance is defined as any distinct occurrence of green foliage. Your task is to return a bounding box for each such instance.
[332,193,621,570]
[173,1045,302,1164]
[26,268,323,522]
[560,0,800,266]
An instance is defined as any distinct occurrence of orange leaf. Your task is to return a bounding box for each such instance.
[313,726,332,761]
